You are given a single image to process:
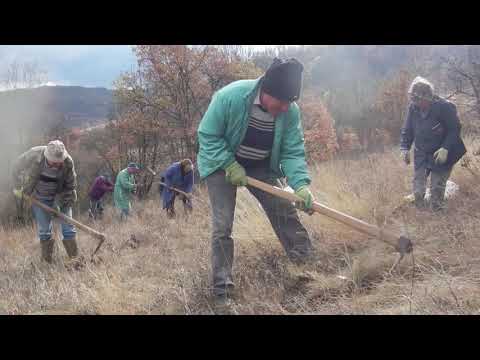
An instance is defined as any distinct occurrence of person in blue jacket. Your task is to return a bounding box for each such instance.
[159,159,194,218]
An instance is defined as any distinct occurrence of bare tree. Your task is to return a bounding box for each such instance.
[442,45,480,120]
[2,59,48,90]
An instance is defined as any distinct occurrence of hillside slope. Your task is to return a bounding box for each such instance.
[0,85,113,130]
[0,144,479,315]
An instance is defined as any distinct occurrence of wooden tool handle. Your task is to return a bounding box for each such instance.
[146,166,157,176]
[26,195,106,241]
[157,182,192,199]
[246,176,400,248]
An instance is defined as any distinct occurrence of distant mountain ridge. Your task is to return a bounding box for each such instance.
[0,85,114,129]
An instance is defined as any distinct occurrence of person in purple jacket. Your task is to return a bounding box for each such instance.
[88,175,114,220]
[159,159,194,218]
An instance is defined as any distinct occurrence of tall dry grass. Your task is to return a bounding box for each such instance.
[1,139,480,314]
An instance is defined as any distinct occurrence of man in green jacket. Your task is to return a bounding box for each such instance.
[197,58,315,302]
[114,162,141,221]
[12,140,79,263]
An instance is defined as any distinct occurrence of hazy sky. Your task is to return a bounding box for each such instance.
[0,45,288,89]
[0,45,137,88]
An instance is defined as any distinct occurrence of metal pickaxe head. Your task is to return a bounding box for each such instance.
[395,236,413,256]
[389,236,414,273]
[91,234,106,258]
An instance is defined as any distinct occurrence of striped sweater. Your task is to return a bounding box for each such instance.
[235,91,275,168]
[34,159,61,201]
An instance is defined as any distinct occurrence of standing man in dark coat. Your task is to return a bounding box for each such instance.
[400,76,466,211]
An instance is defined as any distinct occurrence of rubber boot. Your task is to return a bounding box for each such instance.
[166,207,176,219]
[414,193,426,210]
[430,189,446,212]
[63,237,84,270]
[62,238,78,258]
[213,284,235,315]
[41,239,54,264]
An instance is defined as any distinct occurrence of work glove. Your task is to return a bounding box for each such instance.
[58,191,76,212]
[224,161,247,186]
[294,185,314,214]
[433,147,448,165]
[13,187,24,199]
[52,204,61,217]
[400,149,410,165]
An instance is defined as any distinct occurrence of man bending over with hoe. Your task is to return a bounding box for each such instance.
[114,162,141,222]
[197,58,315,304]
[12,140,79,264]
[88,175,114,220]
[159,159,194,218]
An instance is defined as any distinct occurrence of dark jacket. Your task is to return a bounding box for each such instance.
[12,146,77,207]
[159,162,194,209]
[89,176,114,201]
[400,96,467,171]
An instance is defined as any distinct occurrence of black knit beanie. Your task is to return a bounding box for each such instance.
[261,58,304,102]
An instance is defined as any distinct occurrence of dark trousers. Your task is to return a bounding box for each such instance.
[166,194,193,218]
[413,164,453,209]
[205,167,312,296]
[89,198,104,220]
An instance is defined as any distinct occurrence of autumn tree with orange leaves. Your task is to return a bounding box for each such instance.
[342,69,412,152]
[300,93,339,162]
[370,70,412,140]
[114,45,260,161]
[83,45,261,196]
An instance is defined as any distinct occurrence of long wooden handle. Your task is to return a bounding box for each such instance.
[154,181,192,199]
[145,167,191,199]
[146,166,157,176]
[25,194,106,242]
[246,176,401,249]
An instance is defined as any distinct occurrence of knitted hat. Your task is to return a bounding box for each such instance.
[261,58,304,102]
[127,162,141,170]
[44,140,68,163]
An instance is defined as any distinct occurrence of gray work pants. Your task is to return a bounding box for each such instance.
[413,165,453,210]
[205,167,312,296]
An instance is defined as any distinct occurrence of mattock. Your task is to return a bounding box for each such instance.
[246,177,414,267]
[23,194,107,261]
[147,165,209,208]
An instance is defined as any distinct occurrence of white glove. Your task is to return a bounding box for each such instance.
[400,150,410,165]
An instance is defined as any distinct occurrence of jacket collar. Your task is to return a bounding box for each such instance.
[243,77,264,101]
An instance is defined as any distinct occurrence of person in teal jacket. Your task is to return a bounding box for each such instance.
[114,162,141,221]
[197,58,315,303]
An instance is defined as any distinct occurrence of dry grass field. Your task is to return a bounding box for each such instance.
[1,138,479,315]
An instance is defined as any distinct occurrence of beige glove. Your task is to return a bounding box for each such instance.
[433,147,448,165]
[13,187,24,199]
[400,150,410,165]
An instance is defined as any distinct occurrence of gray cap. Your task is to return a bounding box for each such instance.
[44,140,68,162]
